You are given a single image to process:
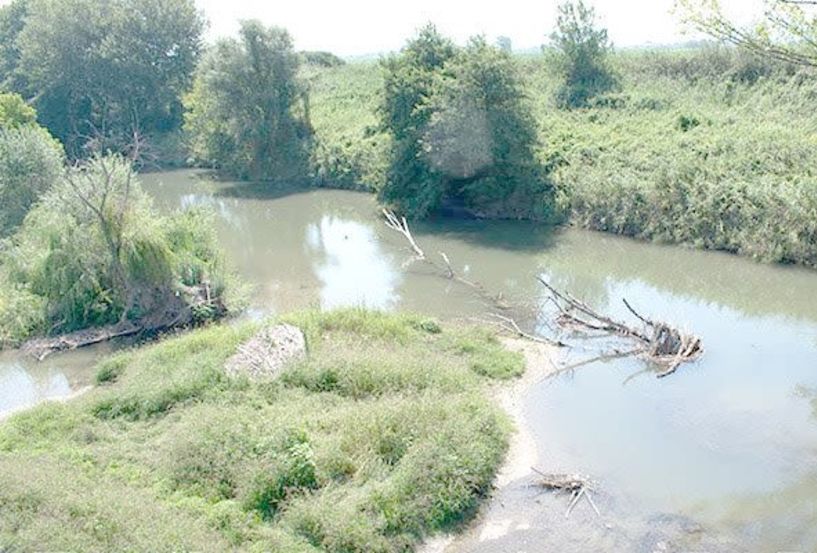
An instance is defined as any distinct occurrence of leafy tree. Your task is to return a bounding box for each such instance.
[184,20,311,181]
[2,0,204,155]
[678,0,817,68]
[0,0,30,92]
[380,29,554,219]
[424,37,552,218]
[0,92,36,128]
[378,24,457,216]
[0,125,63,236]
[549,0,618,108]
[496,36,513,53]
[1,155,229,341]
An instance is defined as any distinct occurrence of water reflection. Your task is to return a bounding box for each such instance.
[306,216,400,309]
[0,347,101,418]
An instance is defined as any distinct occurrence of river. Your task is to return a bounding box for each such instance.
[2,169,816,551]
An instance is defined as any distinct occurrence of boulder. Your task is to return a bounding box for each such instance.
[225,324,306,379]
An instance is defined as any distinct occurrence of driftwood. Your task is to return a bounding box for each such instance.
[21,283,224,361]
[531,467,600,518]
[383,210,563,347]
[538,277,702,378]
[383,210,513,310]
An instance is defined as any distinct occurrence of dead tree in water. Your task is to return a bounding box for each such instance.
[538,277,702,378]
[383,209,514,310]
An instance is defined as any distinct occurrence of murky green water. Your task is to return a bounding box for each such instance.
[3,169,817,551]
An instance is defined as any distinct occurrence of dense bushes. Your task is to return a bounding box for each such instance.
[185,20,312,181]
[0,124,63,235]
[0,310,517,551]
[378,27,555,219]
[0,156,230,345]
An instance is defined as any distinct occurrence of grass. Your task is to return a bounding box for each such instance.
[0,308,523,552]
[305,46,817,268]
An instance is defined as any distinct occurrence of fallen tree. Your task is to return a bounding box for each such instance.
[383,209,702,378]
[538,277,703,378]
[20,283,226,361]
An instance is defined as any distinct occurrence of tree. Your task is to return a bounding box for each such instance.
[2,0,204,155]
[496,36,513,53]
[0,125,63,236]
[678,0,817,67]
[378,24,457,216]
[425,37,552,218]
[1,155,229,342]
[549,0,618,108]
[184,21,311,181]
[380,29,554,219]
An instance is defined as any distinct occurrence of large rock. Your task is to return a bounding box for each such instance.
[225,324,306,379]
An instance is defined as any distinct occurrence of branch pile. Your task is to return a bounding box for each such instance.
[538,277,702,378]
[532,467,600,518]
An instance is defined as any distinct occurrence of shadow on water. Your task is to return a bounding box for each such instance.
[415,216,562,253]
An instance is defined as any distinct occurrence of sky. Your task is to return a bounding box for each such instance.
[0,0,766,56]
[195,0,767,56]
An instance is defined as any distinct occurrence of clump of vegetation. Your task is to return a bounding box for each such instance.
[0,123,63,236]
[185,20,312,181]
[378,26,554,219]
[377,24,457,216]
[0,309,521,551]
[0,92,36,128]
[549,0,618,108]
[0,155,231,346]
[302,50,346,68]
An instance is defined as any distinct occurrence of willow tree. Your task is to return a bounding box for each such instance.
[0,155,229,344]
[678,0,817,68]
[184,21,312,181]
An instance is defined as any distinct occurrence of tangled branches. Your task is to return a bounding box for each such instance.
[539,277,702,378]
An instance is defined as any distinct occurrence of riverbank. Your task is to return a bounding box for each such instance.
[0,309,527,551]
[305,48,817,268]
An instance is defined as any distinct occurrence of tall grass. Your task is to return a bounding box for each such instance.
[0,309,521,551]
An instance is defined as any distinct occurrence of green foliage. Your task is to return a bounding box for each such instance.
[549,0,618,108]
[0,125,63,236]
[0,0,29,91]
[0,156,231,343]
[2,0,204,154]
[379,28,554,219]
[301,50,346,68]
[424,37,554,218]
[0,92,36,128]
[535,49,817,266]
[184,20,311,181]
[0,309,517,551]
